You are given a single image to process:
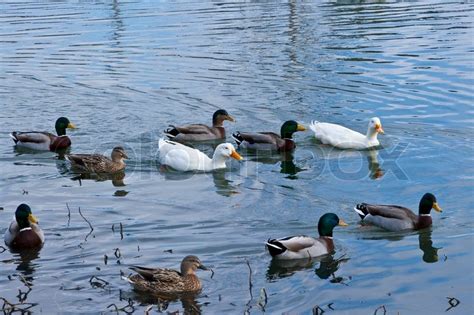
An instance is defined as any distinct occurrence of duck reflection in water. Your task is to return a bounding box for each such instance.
[266,254,350,282]
[125,290,202,314]
[418,228,440,263]
[244,150,306,178]
[8,247,42,286]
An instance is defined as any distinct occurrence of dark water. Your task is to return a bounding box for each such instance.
[0,1,473,314]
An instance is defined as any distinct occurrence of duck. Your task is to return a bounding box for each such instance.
[125,255,210,294]
[266,213,348,260]
[164,109,235,142]
[10,117,76,151]
[4,204,44,249]
[353,193,442,232]
[66,146,128,173]
[158,138,242,172]
[232,120,306,152]
[309,117,384,150]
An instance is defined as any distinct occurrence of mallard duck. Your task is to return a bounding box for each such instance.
[4,204,44,249]
[10,117,76,151]
[309,117,384,150]
[66,146,128,173]
[232,120,306,152]
[126,255,210,294]
[158,138,242,172]
[353,193,442,231]
[164,109,235,142]
[266,213,348,260]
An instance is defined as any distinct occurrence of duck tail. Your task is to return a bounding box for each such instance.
[309,120,319,133]
[9,132,19,144]
[354,203,369,219]
[164,125,179,139]
[121,274,135,284]
[232,132,243,146]
[266,239,286,257]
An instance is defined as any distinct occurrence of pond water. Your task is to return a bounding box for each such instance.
[0,1,473,314]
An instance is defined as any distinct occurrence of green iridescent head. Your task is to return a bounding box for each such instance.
[55,117,76,136]
[280,120,306,139]
[317,213,348,237]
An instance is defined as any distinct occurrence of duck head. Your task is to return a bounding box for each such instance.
[111,146,129,162]
[318,213,348,237]
[15,204,38,229]
[419,193,442,215]
[55,117,76,136]
[280,120,306,139]
[367,117,384,135]
[213,109,235,127]
[180,255,209,275]
[213,143,243,161]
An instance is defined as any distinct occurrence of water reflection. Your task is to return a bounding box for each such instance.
[125,289,201,314]
[9,247,42,285]
[244,150,306,178]
[70,171,127,187]
[418,228,440,263]
[212,170,239,197]
[266,254,349,282]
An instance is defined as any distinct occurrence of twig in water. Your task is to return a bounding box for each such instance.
[0,246,7,253]
[66,203,71,227]
[0,297,36,313]
[78,207,94,241]
[257,288,268,311]
[104,255,108,265]
[245,259,253,299]
[446,297,460,312]
[89,276,109,289]
[312,305,325,315]
[144,305,153,315]
[374,305,387,315]
[107,298,135,314]
[120,222,124,240]
[114,248,122,258]
[15,274,32,288]
[17,287,32,303]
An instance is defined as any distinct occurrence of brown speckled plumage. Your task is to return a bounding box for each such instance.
[127,255,209,294]
[66,146,128,173]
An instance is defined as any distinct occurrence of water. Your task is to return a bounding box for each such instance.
[0,1,473,314]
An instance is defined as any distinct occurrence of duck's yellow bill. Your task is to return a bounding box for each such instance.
[433,202,442,212]
[297,124,307,131]
[230,150,243,161]
[375,123,384,134]
[226,115,235,122]
[338,219,349,226]
[28,213,38,224]
[67,122,76,129]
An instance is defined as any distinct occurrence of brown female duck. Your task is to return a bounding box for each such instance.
[127,256,210,294]
[232,120,306,152]
[10,117,76,151]
[165,109,235,141]
[66,146,128,173]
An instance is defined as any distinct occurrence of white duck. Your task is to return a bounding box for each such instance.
[158,139,242,172]
[309,117,384,150]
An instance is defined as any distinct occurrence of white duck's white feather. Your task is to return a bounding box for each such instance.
[158,138,237,172]
[309,117,382,150]
[268,236,330,260]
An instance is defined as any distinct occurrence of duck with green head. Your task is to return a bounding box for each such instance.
[125,255,211,294]
[353,193,442,231]
[266,213,348,260]
[4,204,44,249]
[232,120,306,152]
[10,117,76,151]
[164,109,235,142]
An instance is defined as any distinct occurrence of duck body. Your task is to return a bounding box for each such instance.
[266,235,334,260]
[354,193,442,232]
[126,255,209,294]
[10,117,75,152]
[4,204,44,249]
[165,109,234,142]
[158,139,242,172]
[266,213,348,260]
[66,147,128,174]
[232,120,306,152]
[309,117,383,150]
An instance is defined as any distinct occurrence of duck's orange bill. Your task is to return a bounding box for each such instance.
[226,115,235,122]
[375,123,384,134]
[230,150,243,161]
[433,202,442,212]
[67,122,76,129]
